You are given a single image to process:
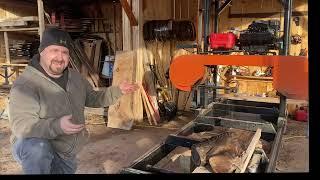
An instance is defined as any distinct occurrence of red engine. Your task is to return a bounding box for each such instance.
[209,32,237,50]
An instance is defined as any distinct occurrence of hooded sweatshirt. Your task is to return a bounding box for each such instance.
[8,54,123,159]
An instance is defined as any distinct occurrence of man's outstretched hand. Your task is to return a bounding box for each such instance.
[119,81,139,95]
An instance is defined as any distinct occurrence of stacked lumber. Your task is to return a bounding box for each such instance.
[0,16,39,28]
[9,40,39,60]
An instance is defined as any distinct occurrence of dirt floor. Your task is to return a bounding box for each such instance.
[0,89,309,174]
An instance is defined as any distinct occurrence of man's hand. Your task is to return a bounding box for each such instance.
[119,81,139,95]
[60,115,84,135]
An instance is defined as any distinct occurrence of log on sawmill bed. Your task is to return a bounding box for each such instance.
[190,128,257,173]
[139,128,272,173]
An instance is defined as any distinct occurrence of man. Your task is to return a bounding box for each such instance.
[8,28,138,174]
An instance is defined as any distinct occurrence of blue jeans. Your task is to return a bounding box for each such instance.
[12,138,77,174]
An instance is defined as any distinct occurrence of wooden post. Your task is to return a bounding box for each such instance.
[37,0,45,41]
[113,1,117,54]
[122,0,132,51]
[173,0,176,20]
[132,0,144,123]
[4,32,10,64]
[119,0,138,26]
[187,0,190,19]
[236,128,262,173]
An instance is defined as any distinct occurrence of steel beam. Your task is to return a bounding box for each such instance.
[195,116,277,134]
[211,103,279,115]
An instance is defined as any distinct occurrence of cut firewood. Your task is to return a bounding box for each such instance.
[203,128,255,173]
[191,131,230,167]
[247,153,263,173]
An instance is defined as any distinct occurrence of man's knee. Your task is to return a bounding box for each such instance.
[15,138,54,161]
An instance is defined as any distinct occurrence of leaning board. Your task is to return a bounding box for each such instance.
[107,51,143,130]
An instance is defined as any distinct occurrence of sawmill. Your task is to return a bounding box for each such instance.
[0,0,310,174]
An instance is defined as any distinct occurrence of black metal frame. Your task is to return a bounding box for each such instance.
[198,0,293,120]
[121,99,284,173]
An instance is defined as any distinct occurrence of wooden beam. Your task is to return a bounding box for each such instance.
[119,0,138,26]
[3,31,12,77]
[236,128,262,173]
[0,27,39,32]
[37,0,45,41]
[0,21,27,27]
[132,0,145,123]
[192,166,212,173]
[3,32,10,64]
[0,0,36,8]
[229,10,308,18]
[0,63,27,67]
[122,0,132,51]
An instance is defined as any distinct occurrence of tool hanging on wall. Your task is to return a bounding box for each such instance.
[291,34,302,44]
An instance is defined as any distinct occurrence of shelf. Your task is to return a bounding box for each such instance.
[0,27,39,32]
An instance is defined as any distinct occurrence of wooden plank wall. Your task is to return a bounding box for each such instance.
[0,2,37,20]
[80,1,123,52]
[143,0,172,20]
[143,0,198,111]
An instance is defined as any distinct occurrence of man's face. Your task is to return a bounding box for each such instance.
[40,45,70,77]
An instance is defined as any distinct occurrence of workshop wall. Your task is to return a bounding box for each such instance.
[80,1,123,52]
[142,0,198,111]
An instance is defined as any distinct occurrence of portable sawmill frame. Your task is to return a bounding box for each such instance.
[121,0,307,174]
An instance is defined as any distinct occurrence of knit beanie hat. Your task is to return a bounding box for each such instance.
[39,27,72,53]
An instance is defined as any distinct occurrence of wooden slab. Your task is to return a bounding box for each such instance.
[107,51,143,130]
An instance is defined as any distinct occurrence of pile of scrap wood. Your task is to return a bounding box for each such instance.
[9,40,40,59]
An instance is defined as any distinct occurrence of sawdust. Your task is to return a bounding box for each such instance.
[276,120,309,172]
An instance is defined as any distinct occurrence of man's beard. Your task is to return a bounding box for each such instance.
[49,60,65,75]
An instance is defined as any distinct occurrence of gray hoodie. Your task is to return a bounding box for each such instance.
[8,64,122,159]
